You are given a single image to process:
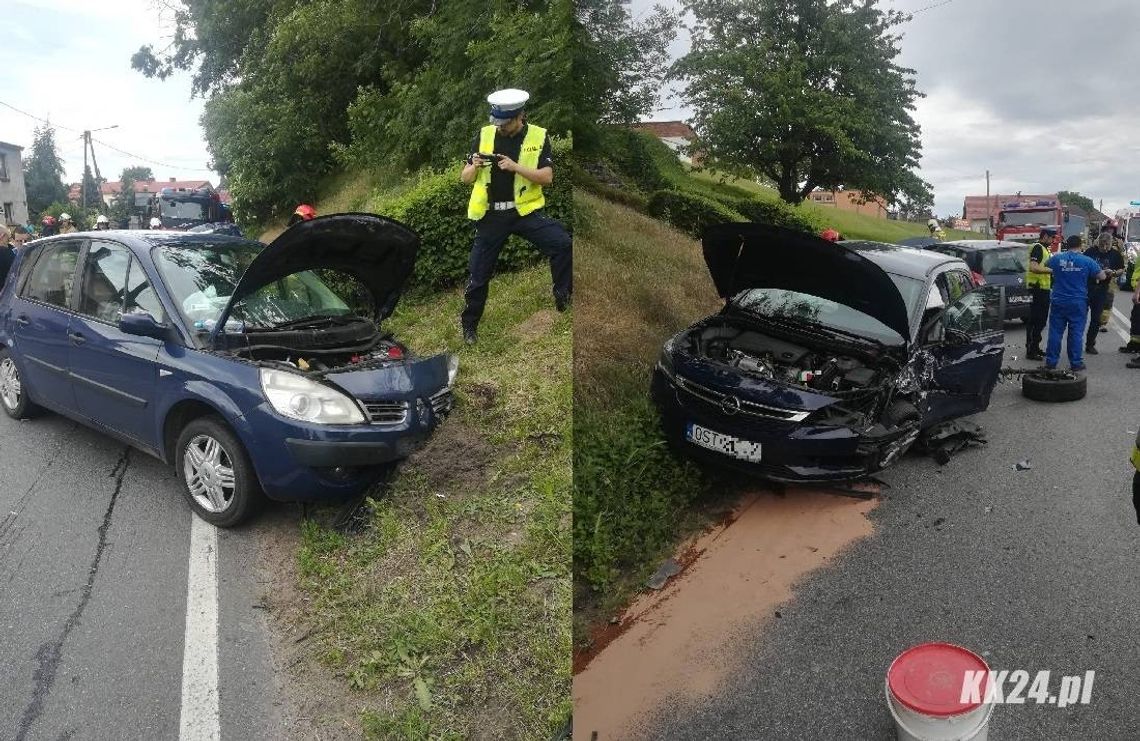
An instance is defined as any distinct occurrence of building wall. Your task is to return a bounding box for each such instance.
[808,190,888,219]
[0,145,29,226]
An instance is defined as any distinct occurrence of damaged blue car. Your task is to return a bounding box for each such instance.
[0,214,456,525]
[651,224,1006,482]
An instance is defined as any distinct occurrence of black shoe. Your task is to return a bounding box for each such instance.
[462,326,477,345]
[1120,343,1140,353]
[1100,326,1109,333]
[1085,346,1099,355]
[1026,348,1044,360]
[1128,358,1140,369]
[555,293,572,312]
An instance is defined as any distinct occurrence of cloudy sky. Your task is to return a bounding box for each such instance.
[1,0,216,193]
[633,0,1140,218]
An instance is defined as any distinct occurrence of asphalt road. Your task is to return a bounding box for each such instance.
[0,410,280,739]
[648,291,1140,740]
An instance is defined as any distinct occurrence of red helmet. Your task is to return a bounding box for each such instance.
[293,204,317,221]
[820,228,840,242]
[42,215,56,226]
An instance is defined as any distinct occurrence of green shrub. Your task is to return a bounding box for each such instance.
[715,195,820,233]
[646,189,746,238]
[592,127,686,194]
[369,138,573,290]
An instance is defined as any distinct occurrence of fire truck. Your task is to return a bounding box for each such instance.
[144,186,233,230]
[995,196,1062,244]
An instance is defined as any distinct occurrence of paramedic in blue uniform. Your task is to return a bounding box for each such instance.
[1043,235,1106,371]
[459,89,571,345]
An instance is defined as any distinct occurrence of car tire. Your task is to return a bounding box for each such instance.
[1022,369,1087,402]
[0,348,42,420]
[175,416,262,527]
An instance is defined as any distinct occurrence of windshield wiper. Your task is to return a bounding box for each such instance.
[253,314,362,331]
[790,317,888,348]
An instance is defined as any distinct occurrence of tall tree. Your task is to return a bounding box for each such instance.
[121,166,154,182]
[1058,190,1095,214]
[109,168,141,227]
[23,124,69,216]
[80,165,105,211]
[674,0,931,207]
[572,0,679,153]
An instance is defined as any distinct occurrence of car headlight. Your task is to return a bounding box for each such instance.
[259,369,365,424]
[447,355,459,387]
[658,339,677,379]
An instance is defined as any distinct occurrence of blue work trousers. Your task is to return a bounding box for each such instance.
[1045,300,1088,368]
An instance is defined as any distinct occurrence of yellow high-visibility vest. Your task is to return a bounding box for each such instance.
[467,124,547,220]
[1025,241,1051,290]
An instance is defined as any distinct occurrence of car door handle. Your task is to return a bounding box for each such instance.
[68,332,87,346]
[14,315,29,326]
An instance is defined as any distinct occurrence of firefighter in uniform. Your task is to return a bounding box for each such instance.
[1025,227,1055,360]
[1099,221,1123,332]
[460,89,571,345]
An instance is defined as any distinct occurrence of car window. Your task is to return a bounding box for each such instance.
[79,241,132,323]
[980,247,1028,275]
[945,285,1003,336]
[21,241,81,308]
[125,258,164,322]
[945,270,972,300]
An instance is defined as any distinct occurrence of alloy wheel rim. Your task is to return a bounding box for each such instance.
[0,358,21,411]
[183,434,236,513]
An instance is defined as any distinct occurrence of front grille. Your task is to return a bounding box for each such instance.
[430,388,454,416]
[671,373,811,423]
[364,400,409,425]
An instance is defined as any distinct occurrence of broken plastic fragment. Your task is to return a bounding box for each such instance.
[1014,459,1032,471]
[645,558,682,590]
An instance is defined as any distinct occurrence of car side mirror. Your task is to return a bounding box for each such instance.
[120,311,171,341]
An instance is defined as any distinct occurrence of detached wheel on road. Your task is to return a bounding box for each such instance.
[1022,369,1087,402]
[0,348,41,420]
[176,416,262,527]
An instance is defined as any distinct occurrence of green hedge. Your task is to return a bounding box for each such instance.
[376,138,574,290]
[715,195,819,234]
[646,189,746,238]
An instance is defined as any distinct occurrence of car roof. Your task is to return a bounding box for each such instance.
[937,239,1027,251]
[840,240,963,279]
[22,229,259,253]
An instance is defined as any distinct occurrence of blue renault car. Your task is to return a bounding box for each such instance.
[0,214,457,526]
[652,223,1006,482]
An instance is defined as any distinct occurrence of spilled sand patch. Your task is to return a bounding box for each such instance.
[572,488,877,740]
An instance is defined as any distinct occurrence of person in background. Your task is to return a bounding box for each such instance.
[820,228,841,242]
[1024,227,1055,360]
[1098,221,1124,333]
[93,214,111,230]
[58,213,77,234]
[288,204,316,227]
[1083,232,1123,355]
[1043,235,1106,371]
[149,217,163,230]
[40,215,58,237]
[0,229,14,288]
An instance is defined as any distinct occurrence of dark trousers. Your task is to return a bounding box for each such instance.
[461,209,572,330]
[1130,301,1140,344]
[1026,287,1050,351]
[1087,289,1108,349]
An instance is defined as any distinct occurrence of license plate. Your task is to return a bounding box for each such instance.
[686,423,762,463]
[1008,295,1029,303]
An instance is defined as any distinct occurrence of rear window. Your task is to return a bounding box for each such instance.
[979,247,1027,275]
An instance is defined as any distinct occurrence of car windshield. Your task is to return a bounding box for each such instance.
[1001,210,1054,227]
[154,242,353,331]
[161,199,210,221]
[980,247,1028,275]
[733,287,906,344]
[1127,217,1140,242]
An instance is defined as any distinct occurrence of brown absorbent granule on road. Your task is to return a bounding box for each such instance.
[572,488,877,740]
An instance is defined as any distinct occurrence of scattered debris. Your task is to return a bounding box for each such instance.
[984,506,993,514]
[774,610,782,619]
[918,420,987,464]
[645,558,683,590]
[1013,459,1032,471]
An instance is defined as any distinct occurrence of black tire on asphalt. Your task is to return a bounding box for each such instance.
[175,415,263,527]
[0,347,43,420]
[1021,370,1087,402]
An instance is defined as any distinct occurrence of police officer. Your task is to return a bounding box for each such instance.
[1083,232,1123,354]
[460,88,571,344]
[1024,227,1055,360]
[1043,235,1106,371]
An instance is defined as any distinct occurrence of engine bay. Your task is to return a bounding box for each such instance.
[218,317,409,374]
[690,323,887,395]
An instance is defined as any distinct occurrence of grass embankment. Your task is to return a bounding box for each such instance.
[286,175,571,738]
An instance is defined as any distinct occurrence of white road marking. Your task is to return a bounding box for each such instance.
[179,515,221,741]
[1110,306,1132,344]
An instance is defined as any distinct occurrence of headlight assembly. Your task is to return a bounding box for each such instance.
[260,369,365,424]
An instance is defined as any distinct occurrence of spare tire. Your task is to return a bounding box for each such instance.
[1022,369,1087,402]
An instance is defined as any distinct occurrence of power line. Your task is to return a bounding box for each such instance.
[0,99,83,134]
[89,136,214,173]
[909,0,956,16]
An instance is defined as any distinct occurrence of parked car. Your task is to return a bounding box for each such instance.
[0,214,457,526]
[927,240,1030,321]
[651,224,1005,482]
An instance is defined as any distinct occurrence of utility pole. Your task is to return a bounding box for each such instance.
[985,170,990,236]
[80,125,118,214]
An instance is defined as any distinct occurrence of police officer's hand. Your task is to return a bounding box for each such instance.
[471,154,486,168]
[496,155,517,172]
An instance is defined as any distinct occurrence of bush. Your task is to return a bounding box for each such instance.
[646,189,746,238]
[373,138,573,290]
[715,195,820,233]
[594,127,686,194]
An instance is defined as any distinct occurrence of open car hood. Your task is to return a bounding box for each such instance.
[208,213,419,346]
[702,223,912,342]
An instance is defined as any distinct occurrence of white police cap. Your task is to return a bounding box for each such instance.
[488,88,530,123]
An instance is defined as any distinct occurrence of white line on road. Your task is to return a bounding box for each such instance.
[179,515,220,741]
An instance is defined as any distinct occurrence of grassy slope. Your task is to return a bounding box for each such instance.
[287,174,571,739]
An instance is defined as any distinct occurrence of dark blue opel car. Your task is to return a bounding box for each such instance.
[652,223,1005,482]
[0,214,456,526]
